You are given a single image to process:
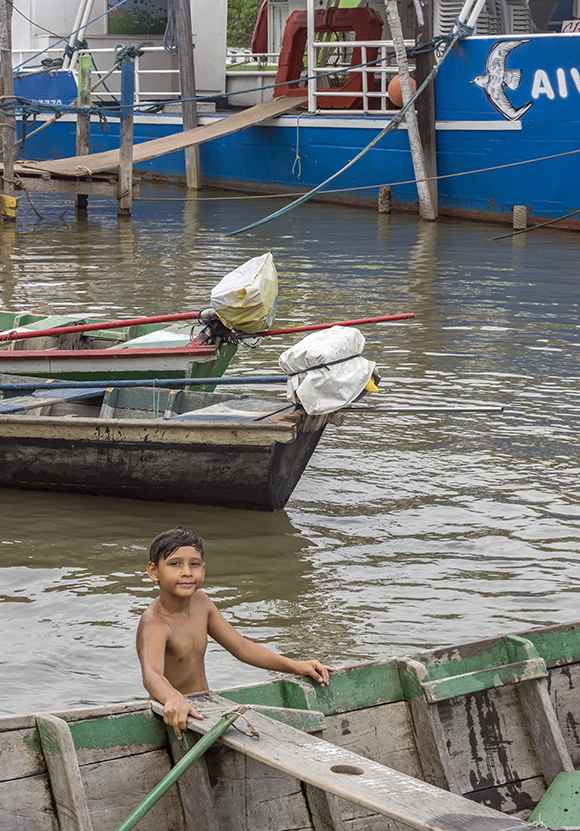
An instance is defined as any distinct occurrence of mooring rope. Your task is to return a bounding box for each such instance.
[225,19,474,236]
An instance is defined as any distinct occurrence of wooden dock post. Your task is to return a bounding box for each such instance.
[384,0,436,221]
[0,0,18,221]
[414,0,438,216]
[513,205,527,230]
[174,0,201,190]
[118,59,134,217]
[75,54,92,212]
[378,185,392,213]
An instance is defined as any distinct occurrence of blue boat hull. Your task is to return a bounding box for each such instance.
[14,34,580,223]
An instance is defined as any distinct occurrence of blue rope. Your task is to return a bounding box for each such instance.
[226,21,473,237]
[163,0,178,56]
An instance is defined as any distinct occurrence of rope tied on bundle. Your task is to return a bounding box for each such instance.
[287,353,363,377]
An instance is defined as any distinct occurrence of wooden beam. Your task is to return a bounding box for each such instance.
[24,96,308,178]
[36,714,94,831]
[75,54,92,211]
[118,60,134,216]
[151,694,530,831]
[168,732,221,831]
[517,678,574,785]
[3,176,138,197]
[174,0,201,189]
[413,0,438,215]
[304,783,346,831]
[0,0,17,221]
[384,0,436,221]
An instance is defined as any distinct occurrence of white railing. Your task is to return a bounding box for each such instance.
[13,38,415,117]
[12,46,180,108]
[309,39,415,115]
[226,50,279,69]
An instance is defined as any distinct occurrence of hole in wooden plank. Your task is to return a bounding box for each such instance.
[330,764,364,775]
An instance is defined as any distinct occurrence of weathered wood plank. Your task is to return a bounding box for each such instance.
[467,775,546,819]
[24,97,308,177]
[547,661,580,766]
[0,724,45,781]
[406,695,462,794]
[152,695,530,831]
[434,685,543,797]
[321,702,423,781]
[304,783,346,831]
[0,773,58,831]
[81,749,186,831]
[70,709,168,766]
[206,745,313,831]
[11,177,138,196]
[36,714,94,831]
[517,677,573,784]
[169,732,221,831]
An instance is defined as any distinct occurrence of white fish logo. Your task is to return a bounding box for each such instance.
[471,40,533,121]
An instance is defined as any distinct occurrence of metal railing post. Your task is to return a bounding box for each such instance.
[307,0,316,112]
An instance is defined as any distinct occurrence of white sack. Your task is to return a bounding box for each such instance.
[278,326,376,415]
[210,252,278,334]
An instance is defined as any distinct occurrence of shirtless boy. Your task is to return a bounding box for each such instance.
[137,527,333,739]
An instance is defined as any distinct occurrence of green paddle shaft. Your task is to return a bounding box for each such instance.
[114,709,245,831]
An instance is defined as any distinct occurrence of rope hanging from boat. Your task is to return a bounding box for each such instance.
[163,0,178,56]
[225,18,473,237]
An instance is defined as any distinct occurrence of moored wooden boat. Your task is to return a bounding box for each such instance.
[3,620,580,831]
[0,377,343,510]
[0,310,237,383]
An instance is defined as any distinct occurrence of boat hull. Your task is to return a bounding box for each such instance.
[0,311,238,384]
[0,343,236,383]
[0,411,329,511]
[2,620,580,830]
[13,34,580,224]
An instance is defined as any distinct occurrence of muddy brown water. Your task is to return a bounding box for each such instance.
[1,184,579,714]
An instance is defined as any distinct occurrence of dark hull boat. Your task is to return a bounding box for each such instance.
[0,379,343,511]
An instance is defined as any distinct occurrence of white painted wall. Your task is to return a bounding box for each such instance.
[11,0,227,94]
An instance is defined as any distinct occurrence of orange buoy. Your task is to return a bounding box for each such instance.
[387,74,416,108]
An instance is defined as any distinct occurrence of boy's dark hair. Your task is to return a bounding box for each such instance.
[149,527,204,566]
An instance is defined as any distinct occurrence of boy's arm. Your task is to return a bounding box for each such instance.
[207,601,333,685]
[136,615,203,739]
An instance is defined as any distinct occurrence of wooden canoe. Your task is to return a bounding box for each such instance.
[3,619,580,831]
[0,380,343,510]
[0,310,237,383]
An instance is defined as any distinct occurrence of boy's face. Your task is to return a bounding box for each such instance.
[147,545,205,597]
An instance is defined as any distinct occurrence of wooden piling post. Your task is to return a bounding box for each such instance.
[378,185,392,213]
[384,0,436,221]
[513,205,527,230]
[174,0,201,190]
[0,0,18,221]
[75,54,92,212]
[413,0,438,216]
[118,59,134,217]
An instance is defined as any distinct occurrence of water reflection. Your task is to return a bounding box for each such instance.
[1,183,580,714]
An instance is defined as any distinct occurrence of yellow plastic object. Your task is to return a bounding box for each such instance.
[211,252,278,334]
[365,377,379,393]
[0,194,18,219]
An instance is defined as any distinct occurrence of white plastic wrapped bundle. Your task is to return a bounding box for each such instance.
[210,252,278,334]
[278,326,377,415]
